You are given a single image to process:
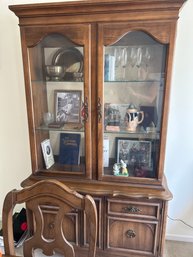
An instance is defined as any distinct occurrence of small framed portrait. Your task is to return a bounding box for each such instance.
[104,103,129,127]
[54,90,82,123]
[116,138,152,168]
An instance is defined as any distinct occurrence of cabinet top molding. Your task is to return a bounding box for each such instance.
[9,0,186,21]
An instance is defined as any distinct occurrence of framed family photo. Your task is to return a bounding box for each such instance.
[116,138,152,168]
[54,90,82,123]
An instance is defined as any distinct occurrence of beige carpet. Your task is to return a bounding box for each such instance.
[164,240,193,257]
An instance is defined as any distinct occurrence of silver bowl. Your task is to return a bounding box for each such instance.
[45,65,65,81]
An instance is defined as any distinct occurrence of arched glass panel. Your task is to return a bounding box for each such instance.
[28,33,86,174]
[103,31,167,179]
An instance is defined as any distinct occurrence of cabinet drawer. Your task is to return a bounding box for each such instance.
[107,199,161,219]
[107,216,158,255]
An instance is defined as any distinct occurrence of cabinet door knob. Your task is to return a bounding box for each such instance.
[126,229,136,238]
[97,97,102,122]
[122,206,141,213]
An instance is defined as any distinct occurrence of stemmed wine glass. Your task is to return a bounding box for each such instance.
[136,47,143,79]
[144,47,151,71]
[121,47,128,80]
[130,47,137,68]
[114,47,121,67]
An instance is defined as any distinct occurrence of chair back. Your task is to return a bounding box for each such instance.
[2,179,97,257]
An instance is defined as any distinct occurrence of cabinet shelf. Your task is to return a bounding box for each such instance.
[104,129,159,140]
[43,160,85,173]
[46,79,83,83]
[104,79,163,83]
[36,124,84,132]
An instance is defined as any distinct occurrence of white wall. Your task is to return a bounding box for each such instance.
[0,0,193,241]
[165,0,193,242]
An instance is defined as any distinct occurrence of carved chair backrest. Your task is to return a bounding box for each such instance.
[2,179,97,257]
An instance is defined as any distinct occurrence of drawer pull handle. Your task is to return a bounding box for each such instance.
[122,206,141,213]
[126,229,136,238]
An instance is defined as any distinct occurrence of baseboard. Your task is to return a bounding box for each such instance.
[166,233,193,243]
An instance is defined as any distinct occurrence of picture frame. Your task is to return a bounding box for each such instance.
[104,103,129,127]
[54,90,82,123]
[116,138,152,168]
[140,105,158,129]
[41,139,55,169]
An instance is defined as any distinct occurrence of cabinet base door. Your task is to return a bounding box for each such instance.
[107,217,158,256]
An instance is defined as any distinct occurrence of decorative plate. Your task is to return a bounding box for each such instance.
[52,47,84,73]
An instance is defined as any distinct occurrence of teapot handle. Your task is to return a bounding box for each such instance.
[137,111,144,124]
[126,112,132,121]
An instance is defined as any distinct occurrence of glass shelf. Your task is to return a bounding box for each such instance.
[46,79,84,82]
[104,79,164,83]
[104,129,159,140]
[31,80,84,84]
[36,124,84,132]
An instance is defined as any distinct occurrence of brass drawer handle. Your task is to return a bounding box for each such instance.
[122,206,141,213]
[126,229,136,238]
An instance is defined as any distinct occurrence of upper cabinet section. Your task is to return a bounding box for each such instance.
[9,0,185,187]
[20,24,92,178]
[97,24,168,183]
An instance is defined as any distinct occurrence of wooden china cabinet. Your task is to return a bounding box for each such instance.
[9,1,185,256]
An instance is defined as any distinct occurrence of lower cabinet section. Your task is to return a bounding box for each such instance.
[36,195,166,257]
[106,217,158,255]
[104,197,165,257]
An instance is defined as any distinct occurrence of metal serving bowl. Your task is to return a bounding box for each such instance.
[45,65,65,81]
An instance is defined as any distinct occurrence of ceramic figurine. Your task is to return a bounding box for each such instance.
[120,160,128,176]
[113,163,120,176]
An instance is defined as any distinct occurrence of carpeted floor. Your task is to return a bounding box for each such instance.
[164,240,193,257]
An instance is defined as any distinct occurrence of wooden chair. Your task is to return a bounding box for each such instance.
[2,179,97,257]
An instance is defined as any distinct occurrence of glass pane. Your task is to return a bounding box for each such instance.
[103,31,167,179]
[28,33,85,174]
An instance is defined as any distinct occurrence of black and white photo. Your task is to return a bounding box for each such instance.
[116,138,152,168]
[55,90,82,123]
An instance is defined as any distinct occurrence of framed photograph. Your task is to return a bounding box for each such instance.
[104,103,129,127]
[116,138,152,168]
[140,105,158,129]
[55,90,82,123]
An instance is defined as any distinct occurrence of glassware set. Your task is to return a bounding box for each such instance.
[106,46,152,81]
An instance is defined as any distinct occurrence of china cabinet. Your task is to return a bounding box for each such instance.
[9,0,185,256]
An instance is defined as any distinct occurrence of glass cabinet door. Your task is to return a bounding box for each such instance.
[98,25,167,181]
[24,25,91,178]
